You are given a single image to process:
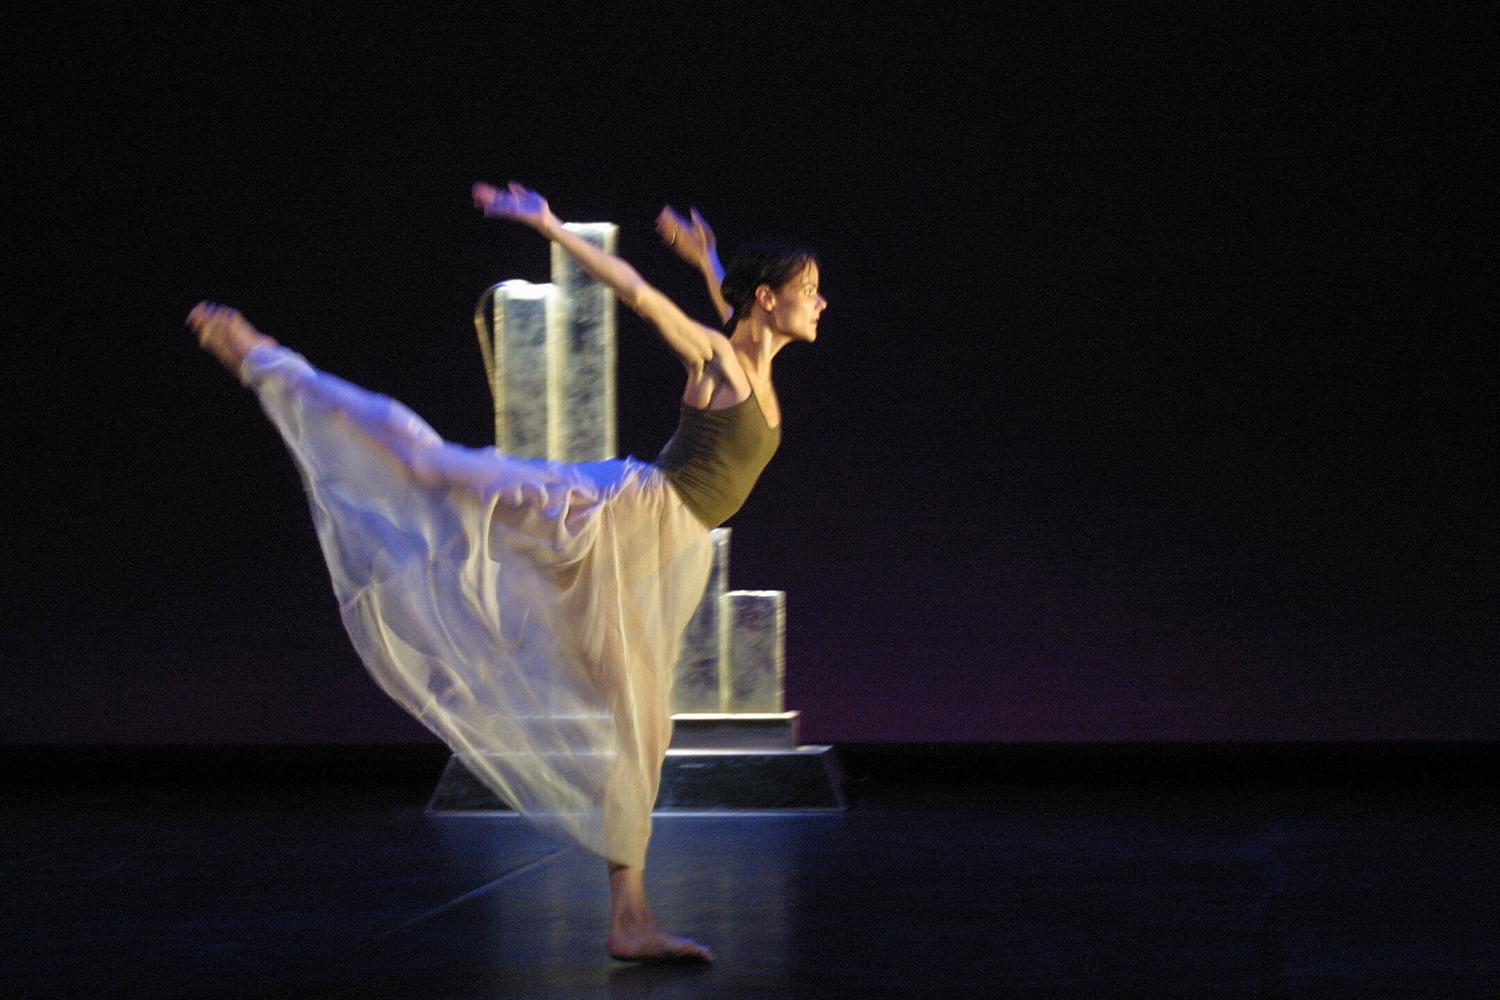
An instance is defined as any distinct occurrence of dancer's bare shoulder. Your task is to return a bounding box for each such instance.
[680,338,754,410]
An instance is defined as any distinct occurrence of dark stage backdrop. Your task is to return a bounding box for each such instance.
[4,6,1493,744]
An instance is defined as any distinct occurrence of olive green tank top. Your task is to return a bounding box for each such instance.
[655,391,781,528]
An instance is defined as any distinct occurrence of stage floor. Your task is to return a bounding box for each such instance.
[3,744,1497,998]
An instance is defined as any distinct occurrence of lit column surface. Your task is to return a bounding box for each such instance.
[551,223,618,462]
[487,280,560,459]
[672,528,731,713]
[726,590,786,713]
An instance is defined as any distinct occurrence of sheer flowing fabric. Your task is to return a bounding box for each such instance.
[241,345,712,868]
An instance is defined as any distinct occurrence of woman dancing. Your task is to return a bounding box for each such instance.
[187,181,826,963]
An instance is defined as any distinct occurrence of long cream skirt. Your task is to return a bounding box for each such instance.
[241,344,711,868]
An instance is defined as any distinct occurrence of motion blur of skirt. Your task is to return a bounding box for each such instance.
[241,344,712,868]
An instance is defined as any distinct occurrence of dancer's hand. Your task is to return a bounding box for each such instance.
[656,205,716,270]
[186,301,276,374]
[473,181,558,235]
[658,204,730,323]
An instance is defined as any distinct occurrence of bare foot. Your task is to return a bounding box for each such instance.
[606,922,715,964]
[605,862,713,963]
[186,301,276,374]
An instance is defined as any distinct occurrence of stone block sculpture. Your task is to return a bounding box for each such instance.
[474,227,791,719]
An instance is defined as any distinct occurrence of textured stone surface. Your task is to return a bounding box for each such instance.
[726,590,786,713]
[479,223,617,463]
[551,223,617,462]
[487,279,558,458]
[673,528,730,713]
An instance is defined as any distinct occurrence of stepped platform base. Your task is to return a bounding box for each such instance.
[426,744,845,813]
[668,711,800,749]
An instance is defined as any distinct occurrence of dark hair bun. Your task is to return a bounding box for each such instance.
[720,244,819,317]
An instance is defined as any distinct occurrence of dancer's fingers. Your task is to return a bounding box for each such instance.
[689,207,713,242]
[189,302,244,336]
[188,301,228,330]
[656,206,680,242]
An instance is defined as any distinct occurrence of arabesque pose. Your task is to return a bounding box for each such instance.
[187,182,826,963]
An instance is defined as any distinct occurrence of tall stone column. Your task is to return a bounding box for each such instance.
[672,529,731,713]
[479,279,560,459]
[476,223,617,463]
[725,590,786,713]
[551,223,618,462]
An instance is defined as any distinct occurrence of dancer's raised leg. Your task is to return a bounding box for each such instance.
[185,301,489,493]
[189,301,712,964]
[606,863,715,963]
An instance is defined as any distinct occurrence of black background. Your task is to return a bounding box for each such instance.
[4,4,1493,744]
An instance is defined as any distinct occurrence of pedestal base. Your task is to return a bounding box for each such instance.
[426,745,845,813]
[658,746,845,810]
[669,711,799,750]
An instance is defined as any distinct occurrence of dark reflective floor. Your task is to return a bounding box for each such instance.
[3,745,1497,999]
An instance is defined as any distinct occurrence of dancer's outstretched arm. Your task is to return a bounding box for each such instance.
[474,182,724,378]
[656,205,730,325]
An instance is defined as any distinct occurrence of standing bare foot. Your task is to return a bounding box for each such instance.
[605,863,714,964]
[606,921,715,964]
[186,302,276,374]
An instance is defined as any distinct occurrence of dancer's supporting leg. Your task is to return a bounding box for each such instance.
[591,575,713,963]
[599,711,713,962]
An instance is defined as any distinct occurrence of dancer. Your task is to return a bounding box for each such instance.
[187,181,825,964]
